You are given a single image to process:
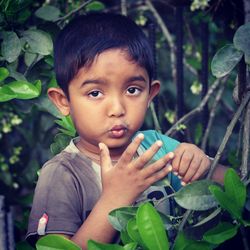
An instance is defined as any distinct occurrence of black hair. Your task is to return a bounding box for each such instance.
[54,12,154,96]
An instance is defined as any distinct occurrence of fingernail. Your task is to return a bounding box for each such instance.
[173,171,178,176]
[167,165,172,171]
[181,181,186,186]
[156,140,163,147]
[98,143,104,151]
[168,152,174,159]
[137,133,144,140]
[178,175,182,179]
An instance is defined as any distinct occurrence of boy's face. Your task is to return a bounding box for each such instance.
[49,49,160,158]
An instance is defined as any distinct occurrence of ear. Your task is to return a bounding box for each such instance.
[148,80,161,106]
[47,88,70,116]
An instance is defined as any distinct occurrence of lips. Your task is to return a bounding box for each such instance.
[109,124,128,138]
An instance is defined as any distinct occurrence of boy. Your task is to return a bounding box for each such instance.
[26,12,226,249]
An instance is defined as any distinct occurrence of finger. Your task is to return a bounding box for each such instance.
[191,157,211,182]
[171,146,183,174]
[182,157,202,183]
[177,151,194,177]
[146,163,173,185]
[118,133,144,166]
[133,140,164,169]
[142,152,174,177]
[99,142,112,173]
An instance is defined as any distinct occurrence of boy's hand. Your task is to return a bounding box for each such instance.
[172,143,211,185]
[98,133,173,206]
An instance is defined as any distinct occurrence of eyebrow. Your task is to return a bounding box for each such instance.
[80,75,147,88]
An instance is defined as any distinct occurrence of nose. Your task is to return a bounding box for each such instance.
[107,96,125,117]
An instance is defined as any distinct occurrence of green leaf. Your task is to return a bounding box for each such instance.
[233,22,250,64]
[87,240,124,250]
[183,242,214,250]
[50,133,72,155]
[85,1,105,11]
[22,29,53,55]
[36,234,81,250]
[136,202,169,250]
[209,185,242,221]
[211,44,243,78]
[174,180,218,211]
[7,80,41,99]
[24,52,37,66]
[203,222,239,244]
[120,229,133,245]
[35,5,60,21]
[1,31,21,63]
[0,67,9,82]
[127,218,146,248]
[224,168,246,211]
[55,116,76,137]
[108,206,137,231]
[0,85,17,102]
[123,242,137,250]
[173,232,195,250]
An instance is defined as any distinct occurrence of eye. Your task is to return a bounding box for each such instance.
[127,87,141,96]
[88,90,103,98]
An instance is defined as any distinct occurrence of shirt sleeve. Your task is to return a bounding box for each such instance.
[26,160,85,246]
[138,130,182,191]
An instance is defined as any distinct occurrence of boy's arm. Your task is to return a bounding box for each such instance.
[172,143,227,185]
[70,133,174,249]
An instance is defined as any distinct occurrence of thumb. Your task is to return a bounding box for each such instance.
[99,142,112,173]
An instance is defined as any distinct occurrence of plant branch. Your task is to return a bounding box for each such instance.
[145,0,176,82]
[241,100,250,180]
[150,102,162,132]
[121,0,127,16]
[207,90,250,179]
[166,77,226,136]
[201,81,226,150]
[54,0,93,23]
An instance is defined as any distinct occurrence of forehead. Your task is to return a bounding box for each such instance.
[76,49,149,81]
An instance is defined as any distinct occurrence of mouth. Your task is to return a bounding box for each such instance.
[109,124,128,138]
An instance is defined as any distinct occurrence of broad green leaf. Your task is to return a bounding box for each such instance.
[123,242,137,250]
[120,229,133,245]
[24,52,37,66]
[0,85,17,102]
[211,44,243,78]
[136,202,169,250]
[85,1,105,11]
[50,133,72,155]
[55,115,76,137]
[224,168,246,211]
[0,67,9,82]
[7,80,41,99]
[233,22,250,64]
[174,180,218,211]
[183,241,214,250]
[108,206,137,231]
[203,222,239,244]
[1,31,21,63]
[209,185,242,221]
[34,80,42,95]
[87,240,124,250]
[35,5,60,21]
[36,234,81,250]
[127,218,146,248]
[22,29,53,55]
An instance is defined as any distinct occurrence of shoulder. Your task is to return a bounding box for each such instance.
[137,130,180,152]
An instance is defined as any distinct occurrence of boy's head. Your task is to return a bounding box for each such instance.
[54,12,154,96]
